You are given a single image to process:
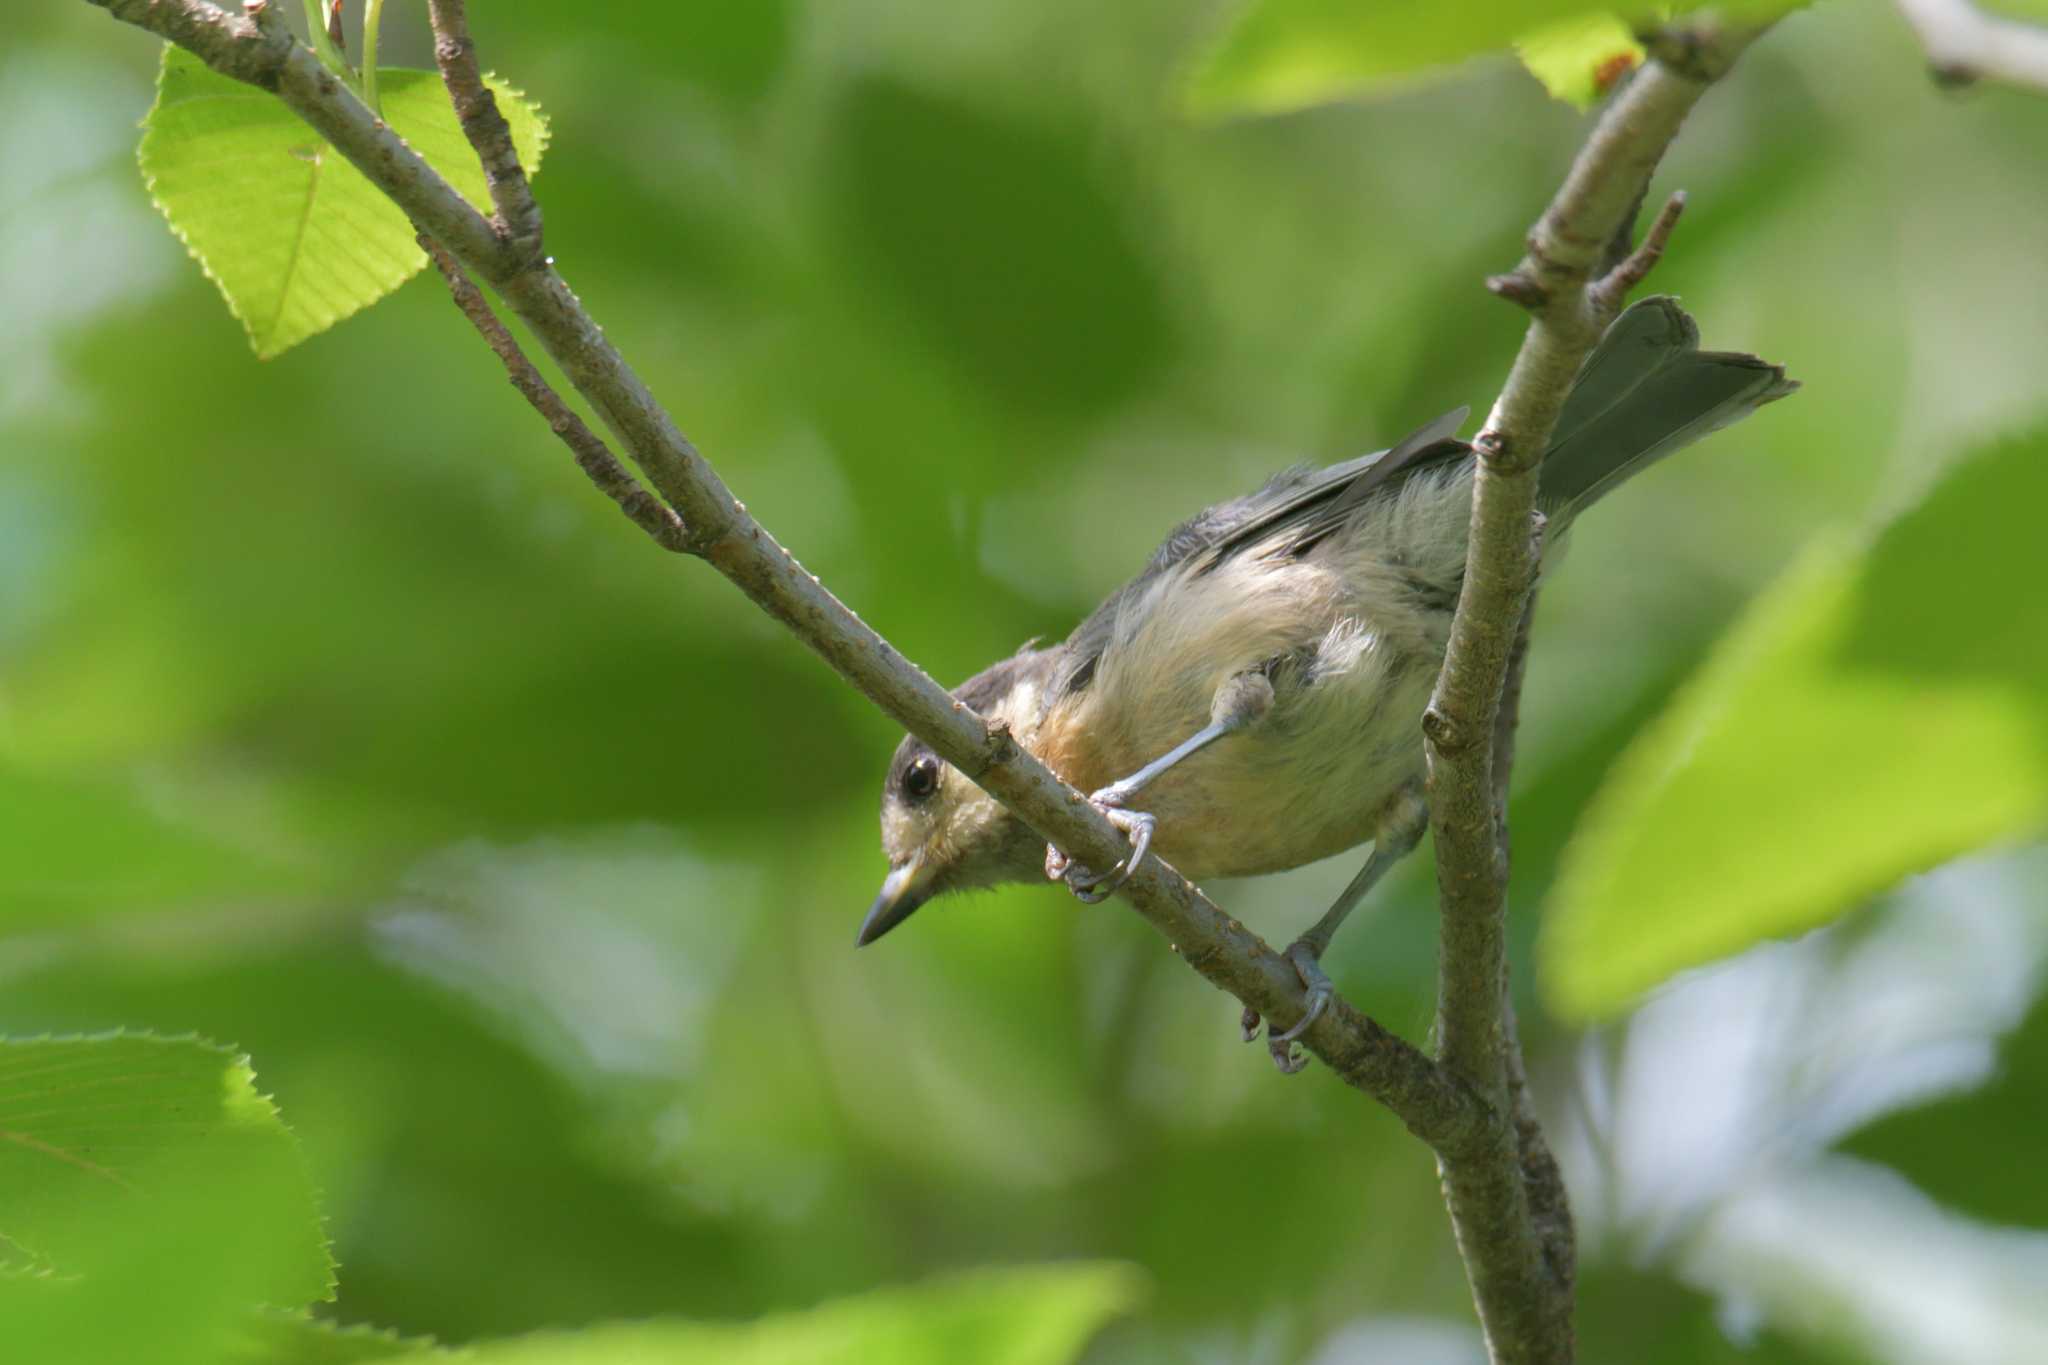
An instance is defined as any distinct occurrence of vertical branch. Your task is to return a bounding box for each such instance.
[1423,24,1766,1363]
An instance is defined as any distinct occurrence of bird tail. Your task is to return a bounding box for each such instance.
[1539,296,1797,521]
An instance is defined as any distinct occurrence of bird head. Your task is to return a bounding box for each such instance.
[858,650,1053,946]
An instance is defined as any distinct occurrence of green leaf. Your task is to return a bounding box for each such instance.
[1182,0,1809,118]
[455,1264,1144,1365]
[226,1313,449,1364]
[0,1033,332,1293]
[1516,13,1643,109]
[0,1035,334,1365]
[1183,0,1639,117]
[140,48,548,358]
[1542,429,2048,1019]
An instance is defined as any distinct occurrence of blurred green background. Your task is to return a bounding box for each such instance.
[6,2,2048,1361]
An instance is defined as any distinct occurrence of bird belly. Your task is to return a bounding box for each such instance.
[1040,577,1447,882]
[1141,646,1437,880]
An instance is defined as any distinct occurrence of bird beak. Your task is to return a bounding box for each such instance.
[857,857,930,947]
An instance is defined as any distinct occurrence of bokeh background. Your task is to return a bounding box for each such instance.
[6,2,2048,1361]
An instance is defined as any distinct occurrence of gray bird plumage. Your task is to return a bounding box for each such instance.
[862,296,1795,955]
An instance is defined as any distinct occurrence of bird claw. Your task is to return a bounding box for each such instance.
[1256,940,1334,1074]
[1045,791,1156,904]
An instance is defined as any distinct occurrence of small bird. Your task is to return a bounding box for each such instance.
[859,298,1794,1070]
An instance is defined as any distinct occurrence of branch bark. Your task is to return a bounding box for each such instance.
[80,2,1770,1358]
[1422,23,1765,1363]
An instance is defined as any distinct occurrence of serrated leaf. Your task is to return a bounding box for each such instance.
[1516,13,1643,109]
[456,1264,1144,1365]
[1181,0,1807,118]
[227,1313,450,1364]
[140,48,548,358]
[0,1033,332,1295]
[0,1035,334,1365]
[1541,428,2048,1019]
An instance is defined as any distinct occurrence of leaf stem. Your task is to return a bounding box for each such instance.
[302,0,350,83]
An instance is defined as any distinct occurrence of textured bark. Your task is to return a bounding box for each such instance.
[1423,26,1766,1363]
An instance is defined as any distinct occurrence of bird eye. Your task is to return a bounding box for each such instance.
[902,757,939,803]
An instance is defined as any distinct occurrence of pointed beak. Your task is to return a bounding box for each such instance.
[857,857,930,947]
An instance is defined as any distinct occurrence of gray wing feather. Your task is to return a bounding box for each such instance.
[1194,405,1470,570]
[1051,405,1471,700]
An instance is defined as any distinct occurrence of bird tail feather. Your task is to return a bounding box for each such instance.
[1540,296,1797,521]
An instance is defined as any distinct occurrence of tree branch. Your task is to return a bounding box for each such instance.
[1423,23,1766,1362]
[1896,0,2048,92]
[84,0,1493,1154]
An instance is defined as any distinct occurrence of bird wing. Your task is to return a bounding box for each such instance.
[1050,405,1471,701]
[1193,405,1470,571]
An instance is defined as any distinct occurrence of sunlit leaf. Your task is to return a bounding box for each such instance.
[1516,13,1643,109]
[140,48,548,358]
[1543,429,2048,1019]
[1182,0,1809,118]
[455,1264,1144,1365]
[227,1313,448,1364]
[1184,0,1632,117]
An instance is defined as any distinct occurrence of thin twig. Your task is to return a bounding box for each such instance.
[423,0,543,250]
[418,235,690,552]
[1589,191,1686,316]
[1896,0,2048,92]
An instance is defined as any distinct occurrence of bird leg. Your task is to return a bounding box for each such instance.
[1250,785,1429,1073]
[1046,669,1275,903]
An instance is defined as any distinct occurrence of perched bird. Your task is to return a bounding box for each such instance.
[860,298,1794,1069]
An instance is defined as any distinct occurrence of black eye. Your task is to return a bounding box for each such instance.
[902,757,939,803]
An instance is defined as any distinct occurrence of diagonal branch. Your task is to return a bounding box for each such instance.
[1422,21,1768,1363]
[86,0,1491,1154]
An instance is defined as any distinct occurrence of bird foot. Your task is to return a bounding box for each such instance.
[1044,789,1156,904]
[1241,940,1334,1074]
